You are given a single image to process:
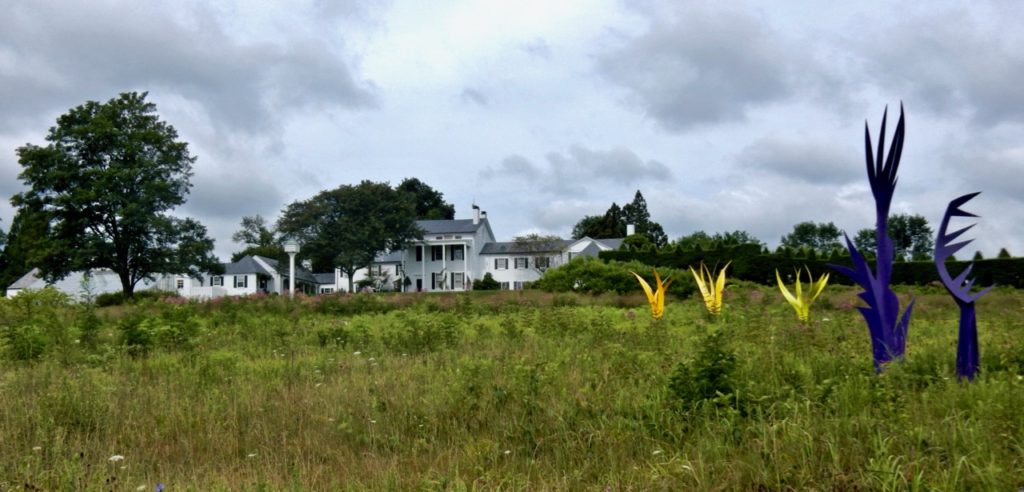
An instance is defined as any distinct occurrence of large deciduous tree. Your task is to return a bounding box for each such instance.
[852,213,934,260]
[13,92,220,297]
[277,181,422,292]
[397,178,455,220]
[780,221,842,255]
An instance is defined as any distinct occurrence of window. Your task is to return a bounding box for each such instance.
[176,279,184,289]
[451,272,464,290]
[535,257,551,269]
[320,287,334,294]
[567,252,575,262]
[450,244,464,261]
[513,281,525,290]
[494,258,508,270]
[210,276,223,287]
[500,282,510,290]
[432,272,446,290]
[415,246,423,262]
[514,257,529,269]
[234,275,248,288]
[431,245,444,261]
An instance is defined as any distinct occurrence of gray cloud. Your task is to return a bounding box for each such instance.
[181,165,286,222]
[482,145,671,196]
[737,137,861,184]
[596,8,795,131]
[529,199,608,232]
[858,8,1024,127]
[461,88,488,106]
[943,146,1024,202]
[486,155,542,180]
[0,1,377,134]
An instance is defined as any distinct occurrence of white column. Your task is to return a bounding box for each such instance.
[288,253,296,298]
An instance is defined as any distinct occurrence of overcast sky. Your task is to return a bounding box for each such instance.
[2,0,1022,261]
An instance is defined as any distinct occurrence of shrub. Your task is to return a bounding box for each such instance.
[95,289,180,307]
[118,305,202,355]
[313,293,393,316]
[669,330,738,408]
[95,291,126,307]
[0,288,76,361]
[535,256,694,298]
[473,273,501,291]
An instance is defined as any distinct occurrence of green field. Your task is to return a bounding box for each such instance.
[2,284,1023,490]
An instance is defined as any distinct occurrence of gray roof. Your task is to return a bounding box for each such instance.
[416,218,486,235]
[313,273,336,284]
[480,239,571,255]
[223,256,275,276]
[594,238,625,250]
[578,242,603,257]
[256,256,318,283]
[7,268,42,290]
[375,250,405,263]
[222,255,318,284]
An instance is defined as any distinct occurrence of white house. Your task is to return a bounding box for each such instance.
[6,206,626,298]
[350,206,625,292]
[184,255,321,298]
[5,268,172,300]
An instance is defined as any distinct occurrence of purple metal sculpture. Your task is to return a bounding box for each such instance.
[831,105,915,372]
[934,192,992,381]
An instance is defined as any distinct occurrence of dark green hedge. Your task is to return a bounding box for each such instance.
[599,246,1024,288]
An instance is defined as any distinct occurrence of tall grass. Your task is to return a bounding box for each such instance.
[1,285,1023,489]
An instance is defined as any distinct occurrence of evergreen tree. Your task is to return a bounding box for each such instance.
[0,204,52,292]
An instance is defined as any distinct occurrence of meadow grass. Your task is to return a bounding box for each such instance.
[1,285,1023,490]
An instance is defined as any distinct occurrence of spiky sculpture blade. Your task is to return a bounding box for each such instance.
[829,105,915,372]
[934,192,993,381]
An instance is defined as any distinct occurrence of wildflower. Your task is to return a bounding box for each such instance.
[504,450,512,455]
[137,485,147,491]
[775,267,829,322]
[690,262,730,316]
[631,269,673,320]
[32,446,42,452]
[353,351,361,356]
[247,453,257,458]
[109,454,125,462]
[156,484,165,492]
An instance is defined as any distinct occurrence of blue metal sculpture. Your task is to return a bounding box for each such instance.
[831,105,915,372]
[934,192,992,381]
